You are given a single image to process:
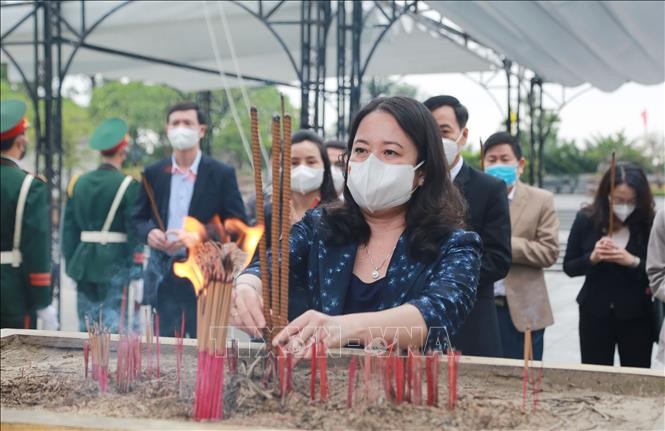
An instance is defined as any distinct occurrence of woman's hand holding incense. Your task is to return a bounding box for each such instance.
[590,236,618,264]
[230,283,265,337]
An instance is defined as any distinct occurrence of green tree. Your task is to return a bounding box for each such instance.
[583,131,656,173]
[364,77,420,102]
[211,86,299,169]
[1,79,93,173]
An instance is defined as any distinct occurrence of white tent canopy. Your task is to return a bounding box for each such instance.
[2,1,662,93]
[427,1,665,92]
[0,1,492,92]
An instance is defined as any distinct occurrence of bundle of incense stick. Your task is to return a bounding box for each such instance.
[347,357,358,408]
[116,332,141,393]
[309,341,329,402]
[250,108,271,338]
[521,327,544,411]
[250,104,292,341]
[447,349,461,409]
[175,311,185,391]
[144,308,157,379]
[191,241,240,421]
[522,327,533,411]
[85,317,111,393]
[115,287,141,392]
[359,347,440,407]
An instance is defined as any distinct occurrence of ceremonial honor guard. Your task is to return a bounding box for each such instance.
[62,118,143,331]
[1,99,58,329]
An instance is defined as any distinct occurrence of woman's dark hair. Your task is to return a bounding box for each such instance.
[291,129,338,204]
[584,162,655,238]
[325,96,466,262]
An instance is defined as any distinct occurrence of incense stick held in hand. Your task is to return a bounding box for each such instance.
[608,152,617,236]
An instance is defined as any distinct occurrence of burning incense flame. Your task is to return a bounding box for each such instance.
[173,217,207,296]
[223,218,264,268]
[173,216,264,296]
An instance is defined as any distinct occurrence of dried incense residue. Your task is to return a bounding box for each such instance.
[2,340,663,430]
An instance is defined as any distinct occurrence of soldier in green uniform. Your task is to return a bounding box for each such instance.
[62,118,143,332]
[1,99,58,330]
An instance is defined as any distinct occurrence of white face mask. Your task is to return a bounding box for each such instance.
[291,165,324,194]
[613,203,635,222]
[441,132,463,165]
[168,127,199,150]
[330,166,345,195]
[347,153,424,213]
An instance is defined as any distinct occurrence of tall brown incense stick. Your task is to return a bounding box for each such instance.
[141,175,165,231]
[279,114,292,323]
[479,138,485,171]
[270,115,283,328]
[250,108,271,325]
[608,152,616,237]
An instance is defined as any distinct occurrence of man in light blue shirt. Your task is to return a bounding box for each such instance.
[134,102,247,336]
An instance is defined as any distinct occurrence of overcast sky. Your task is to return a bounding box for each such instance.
[403,72,664,148]
[279,72,664,150]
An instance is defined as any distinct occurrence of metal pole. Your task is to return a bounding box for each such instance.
[528,78,535,185]
[537,79,545,188]
[515,71,522,142]
[336,1,346,140]
[197,90,212,155]
[41,0,59,314]
[299,1,311,129]
[349,1,362,120]
[504,59,512,133]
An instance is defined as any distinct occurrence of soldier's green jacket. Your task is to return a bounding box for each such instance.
[62,164,143,284]
[0,157,52,327]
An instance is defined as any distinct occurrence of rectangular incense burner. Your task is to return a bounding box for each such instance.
[1,329,663,430]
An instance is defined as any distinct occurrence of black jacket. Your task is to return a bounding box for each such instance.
[563,210,651,319]
[132,154,247,303]
[133,154,247,241]
[451,162,512,357]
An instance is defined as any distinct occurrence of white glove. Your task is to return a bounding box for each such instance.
[37,305,59,330]
[131,279,144,305]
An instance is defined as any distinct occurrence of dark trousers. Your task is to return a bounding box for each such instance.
[496,301,544,360]
[156,271,197,339]
[579,307,652,368]
[1,310,36,329]
[77,279,125,332]
[452,293,503,357]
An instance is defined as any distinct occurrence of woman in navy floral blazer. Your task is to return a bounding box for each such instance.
[232,96,481,353]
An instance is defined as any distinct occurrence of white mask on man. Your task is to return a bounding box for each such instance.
[441,132,463,165]
[291,165,324,195]
[347,153,424,213]
[330,166,345,195]
[168,127,199,150]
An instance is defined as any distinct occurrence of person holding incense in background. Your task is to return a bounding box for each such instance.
[482,131,559,361]
[62,118,143,332]
[232,96,481,352]
[133,102,247,337]
[563,162,655,368]
[259,129,339,250]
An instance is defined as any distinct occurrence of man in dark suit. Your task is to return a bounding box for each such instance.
[133,102,247,337]
[424,95,511,357]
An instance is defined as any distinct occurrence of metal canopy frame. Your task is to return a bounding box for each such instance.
[1,0,547,313]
